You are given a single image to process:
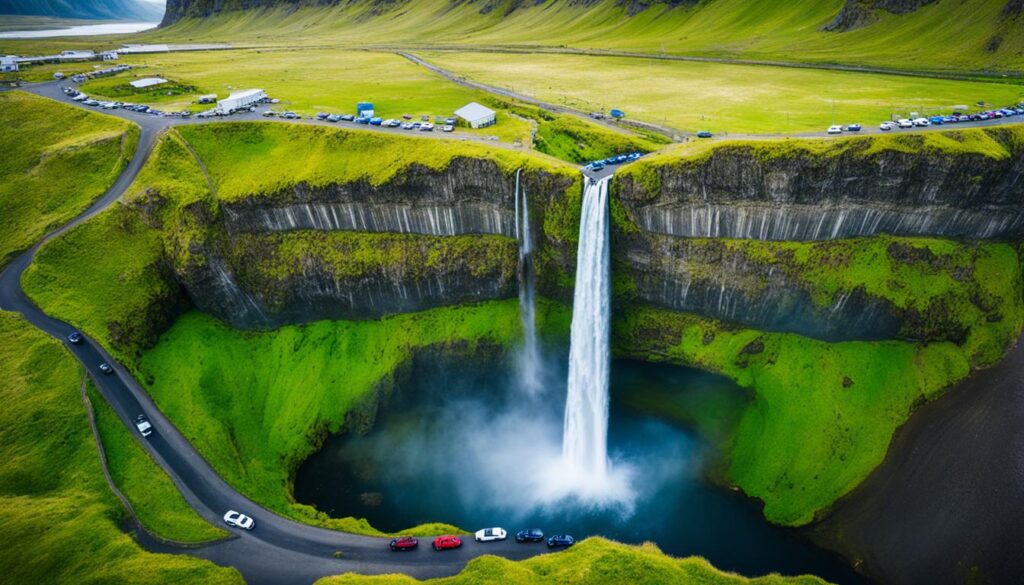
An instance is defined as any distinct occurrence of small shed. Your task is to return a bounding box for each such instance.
[454,102,496,129]
[0,56,18,73]
[356,102,374,118]
[217,89,267,113]
[130,77,168,89]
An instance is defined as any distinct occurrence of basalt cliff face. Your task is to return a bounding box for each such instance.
[135,129,1021,344]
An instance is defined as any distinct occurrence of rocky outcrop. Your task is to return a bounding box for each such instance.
[615,132,1024,242]
[824,0,938,32]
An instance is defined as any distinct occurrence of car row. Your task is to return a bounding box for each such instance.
[388,527,575,553]
[584,151,645,171]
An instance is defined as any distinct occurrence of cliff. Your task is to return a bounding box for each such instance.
[3,0,164,21]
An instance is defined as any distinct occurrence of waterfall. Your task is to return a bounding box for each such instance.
[515,169,542,395]
[562,176,612,478]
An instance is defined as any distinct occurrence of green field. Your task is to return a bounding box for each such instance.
[317,537,828,585]
[422,51,1024,134]
[0,311,242,585]
[0,91,137,267]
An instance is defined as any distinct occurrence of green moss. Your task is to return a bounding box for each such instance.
[89,382,228,543]
[0,91,137,267]
[613,302,1012,526]
[134,300,570,536]
[0,311,242,585]
[315,537,828,585]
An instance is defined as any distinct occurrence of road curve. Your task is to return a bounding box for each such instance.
[0,86,565,585]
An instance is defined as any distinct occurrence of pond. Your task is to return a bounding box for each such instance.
[294,352,863,584]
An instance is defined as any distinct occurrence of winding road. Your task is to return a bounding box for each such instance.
[3,78,1024,585]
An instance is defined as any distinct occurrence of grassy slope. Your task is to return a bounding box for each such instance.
[124,0,1024,73]
[89,382,228,543]
[0,311,242,585]
[424,51,1024,134]
[317,538,828,585]
[0,91,137,267]
[135,300,569,535]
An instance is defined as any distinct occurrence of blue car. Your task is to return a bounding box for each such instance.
[588,161,605,171]
[516,528,544,543]
[355,116,370,124]
[627,152,642,160]
[929,116,945,125]
[369,117,383,126]
[547,534,575,548]
[846,124,862,132]
[696,130,713,138]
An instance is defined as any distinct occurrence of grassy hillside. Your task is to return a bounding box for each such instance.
[135,301,570,535]
[139,0,1024,74]
[423,51,1024,134]
[0,310,242,585]
[316,538,829,585]
[0,91,137,268]
[89,382,229,543]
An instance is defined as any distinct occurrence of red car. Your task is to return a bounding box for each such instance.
[432,535,462,551]
[389,536,418,551]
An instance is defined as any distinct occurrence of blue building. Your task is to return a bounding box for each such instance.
[356,102,375,118]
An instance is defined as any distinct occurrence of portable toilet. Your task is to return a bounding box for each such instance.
[356,102,374,118]
[610,108,625,119]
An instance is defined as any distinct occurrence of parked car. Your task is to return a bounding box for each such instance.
[369,117,383,126]
[913,118,930,127]
[356,116,370,124]
[340,114,355,121]
[262,110,276,117]
[897,119,914,128]
[420,122,434,131]
[316,112,329,120]
[327,114,342,122]
[442,124,454,132]
[98,362,113,375]
[135,414,152,437]
[389,536,418,551]
[879,121,895,131]
[282,111,299,119]
[588,161,605,171]
[475,527,507,542]
[516,528,544,543]
[67,331,83,344]
[547,534,575,548]
[432,535,462,551]
[401,122,414,130]
[696,130,713,138]
[846,123,862,132]
[223,510,255,530]
[929,116,945,125]
[827,125,843,134]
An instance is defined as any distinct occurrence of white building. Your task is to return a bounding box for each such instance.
[130,77,168,89]
[454,102,496,129]
[1,56,18,73]
[59,50,96,61]
[100,51,119,61]
[217,89,267,113]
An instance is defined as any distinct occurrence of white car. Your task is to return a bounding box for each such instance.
[879,121,895,131]
[913,117,930,127]
[474,527,507,542]
[827,125,843,134]
[897,119,914,128]
[223,510,255,530]
[134,415,152,437]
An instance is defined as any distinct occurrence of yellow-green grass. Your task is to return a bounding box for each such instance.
[133,300,570,536]
[316,537,829,585]
[89,382,228,543]
[421,51,1024,135]
[0,310,243,585]
[0,91,137,267]
[174,122,575,200]
[81,48,534,142]
[101,0,1024,74]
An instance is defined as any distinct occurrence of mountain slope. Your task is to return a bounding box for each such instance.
[153,0,1024,73]
[0,0,164,21]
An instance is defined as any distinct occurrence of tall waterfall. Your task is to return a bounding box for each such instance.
[562,176,612,478]
[515,169,542,395]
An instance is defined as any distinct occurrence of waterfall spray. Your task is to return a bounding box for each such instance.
[562,176,612,478]
[516,169,542,395]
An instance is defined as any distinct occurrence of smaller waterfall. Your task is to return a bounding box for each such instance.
[562,176,612,478]
[516,169,542,395]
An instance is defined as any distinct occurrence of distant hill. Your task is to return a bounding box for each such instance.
[153,0,1023,74]
[0,0,164,21]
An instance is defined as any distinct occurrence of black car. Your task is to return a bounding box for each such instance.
[67,331,83,344]
[696,130,713,138]
[98,362,113,375]
[547,534,575,548]
[846,124,862,132]
[516,528,544,543]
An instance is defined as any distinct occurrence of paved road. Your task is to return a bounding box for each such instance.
[0,84,565,585]
[400,51,1024,143]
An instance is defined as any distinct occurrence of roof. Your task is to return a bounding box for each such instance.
[454,102,495,122]
[221,89,266,101]
[130,77,168,89]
